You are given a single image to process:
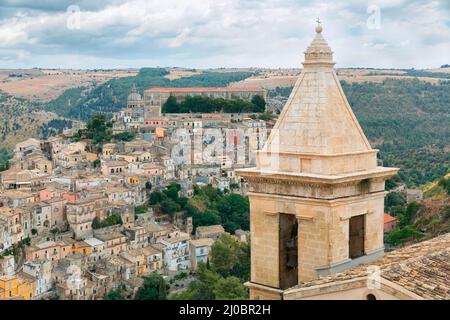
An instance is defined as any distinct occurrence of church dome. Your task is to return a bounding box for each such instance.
[128,84,142,101]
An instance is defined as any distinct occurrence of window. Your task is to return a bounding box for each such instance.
[366,294,377,300]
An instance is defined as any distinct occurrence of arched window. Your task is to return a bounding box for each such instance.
[366,294,377,300]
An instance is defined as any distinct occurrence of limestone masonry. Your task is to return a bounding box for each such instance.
[237,23,399,300]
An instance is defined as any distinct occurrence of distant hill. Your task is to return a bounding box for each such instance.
[414,174,450,239]
[0,68,138,102]
[269,78,450,187]
[343,79,450,187]
[383,173,449,248]
[0,90,59,150]
[44,68,256,121]
[423,172,450,199]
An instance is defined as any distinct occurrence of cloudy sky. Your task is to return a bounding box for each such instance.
[0,0,448,69]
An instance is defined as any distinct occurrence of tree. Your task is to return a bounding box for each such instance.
[187,185,249,233]
[257,111,273,121]
[431,218,440,233]
[169,291,193,300]
[135,273,167,300]
[22,236,31,246]
[229,183,239,190]
[92,214,122,229]
[93,159,101,168]
[113,132,135,142]
[251,95,266,112]
[0,149,11,171]
[149,191,164,205]
[134,206,146,214]
[385,225,424,246]
[73,114,113,144]
[188,263,220,300]
[173,241,250,301]
[104,289,125,300]
[190,210,221,232]
[163,183,181,200]
[92,217,102,229]
[176,196,188,209]
[401,201,421,227]
[163,96,179,113]
[213,277,248,300]
[216,194,249,233]
[385,192,406,211]
[50,227,59,240]
[210,235,250,281]
[390,205,406,218]
[159,199,180,216]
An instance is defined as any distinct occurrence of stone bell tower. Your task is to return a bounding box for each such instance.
[236,23,398,300]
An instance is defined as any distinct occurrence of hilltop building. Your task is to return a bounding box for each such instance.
[144,87,267,108]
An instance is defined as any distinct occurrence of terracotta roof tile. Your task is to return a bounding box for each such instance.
[296,233,450,299]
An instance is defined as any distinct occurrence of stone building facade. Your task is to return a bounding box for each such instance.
[237,24,398,300]
[144,87,267,107]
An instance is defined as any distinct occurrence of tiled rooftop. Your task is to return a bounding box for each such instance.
[296,233,450,299]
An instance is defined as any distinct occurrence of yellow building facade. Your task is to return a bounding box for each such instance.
[0,274,36,300]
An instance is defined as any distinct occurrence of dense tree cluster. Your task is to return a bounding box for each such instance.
[268,86,294,98]
[71,114,135,145]
[0,148,10,171]
[135,273,168,300]
[385,225,424,246]
[185,185,249,234]
[39,119,73,139]
[92,214,123,229]
[103,287,126,300]
[162,94,266,114]
[149,184,249,234]
[149,183,188,219]
[170,234,249,300]
[384,191,425,247]
[103,275,168,300]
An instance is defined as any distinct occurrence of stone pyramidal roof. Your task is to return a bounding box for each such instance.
[249,24,396,177]
[266,24,371,155]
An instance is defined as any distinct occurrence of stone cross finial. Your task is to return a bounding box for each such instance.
[315,17,322,33]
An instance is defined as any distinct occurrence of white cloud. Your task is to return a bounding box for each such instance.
[0,0,448,69]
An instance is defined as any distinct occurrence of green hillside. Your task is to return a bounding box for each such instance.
[343,79,450,187]
[269,79,450,187]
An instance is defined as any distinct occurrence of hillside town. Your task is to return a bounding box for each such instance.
[0,3,449,303]
[0,86,265,300]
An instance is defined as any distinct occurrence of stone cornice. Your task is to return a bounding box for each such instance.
[237,166,398,187]
[247,190,388,205]
[256,148,379,159]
